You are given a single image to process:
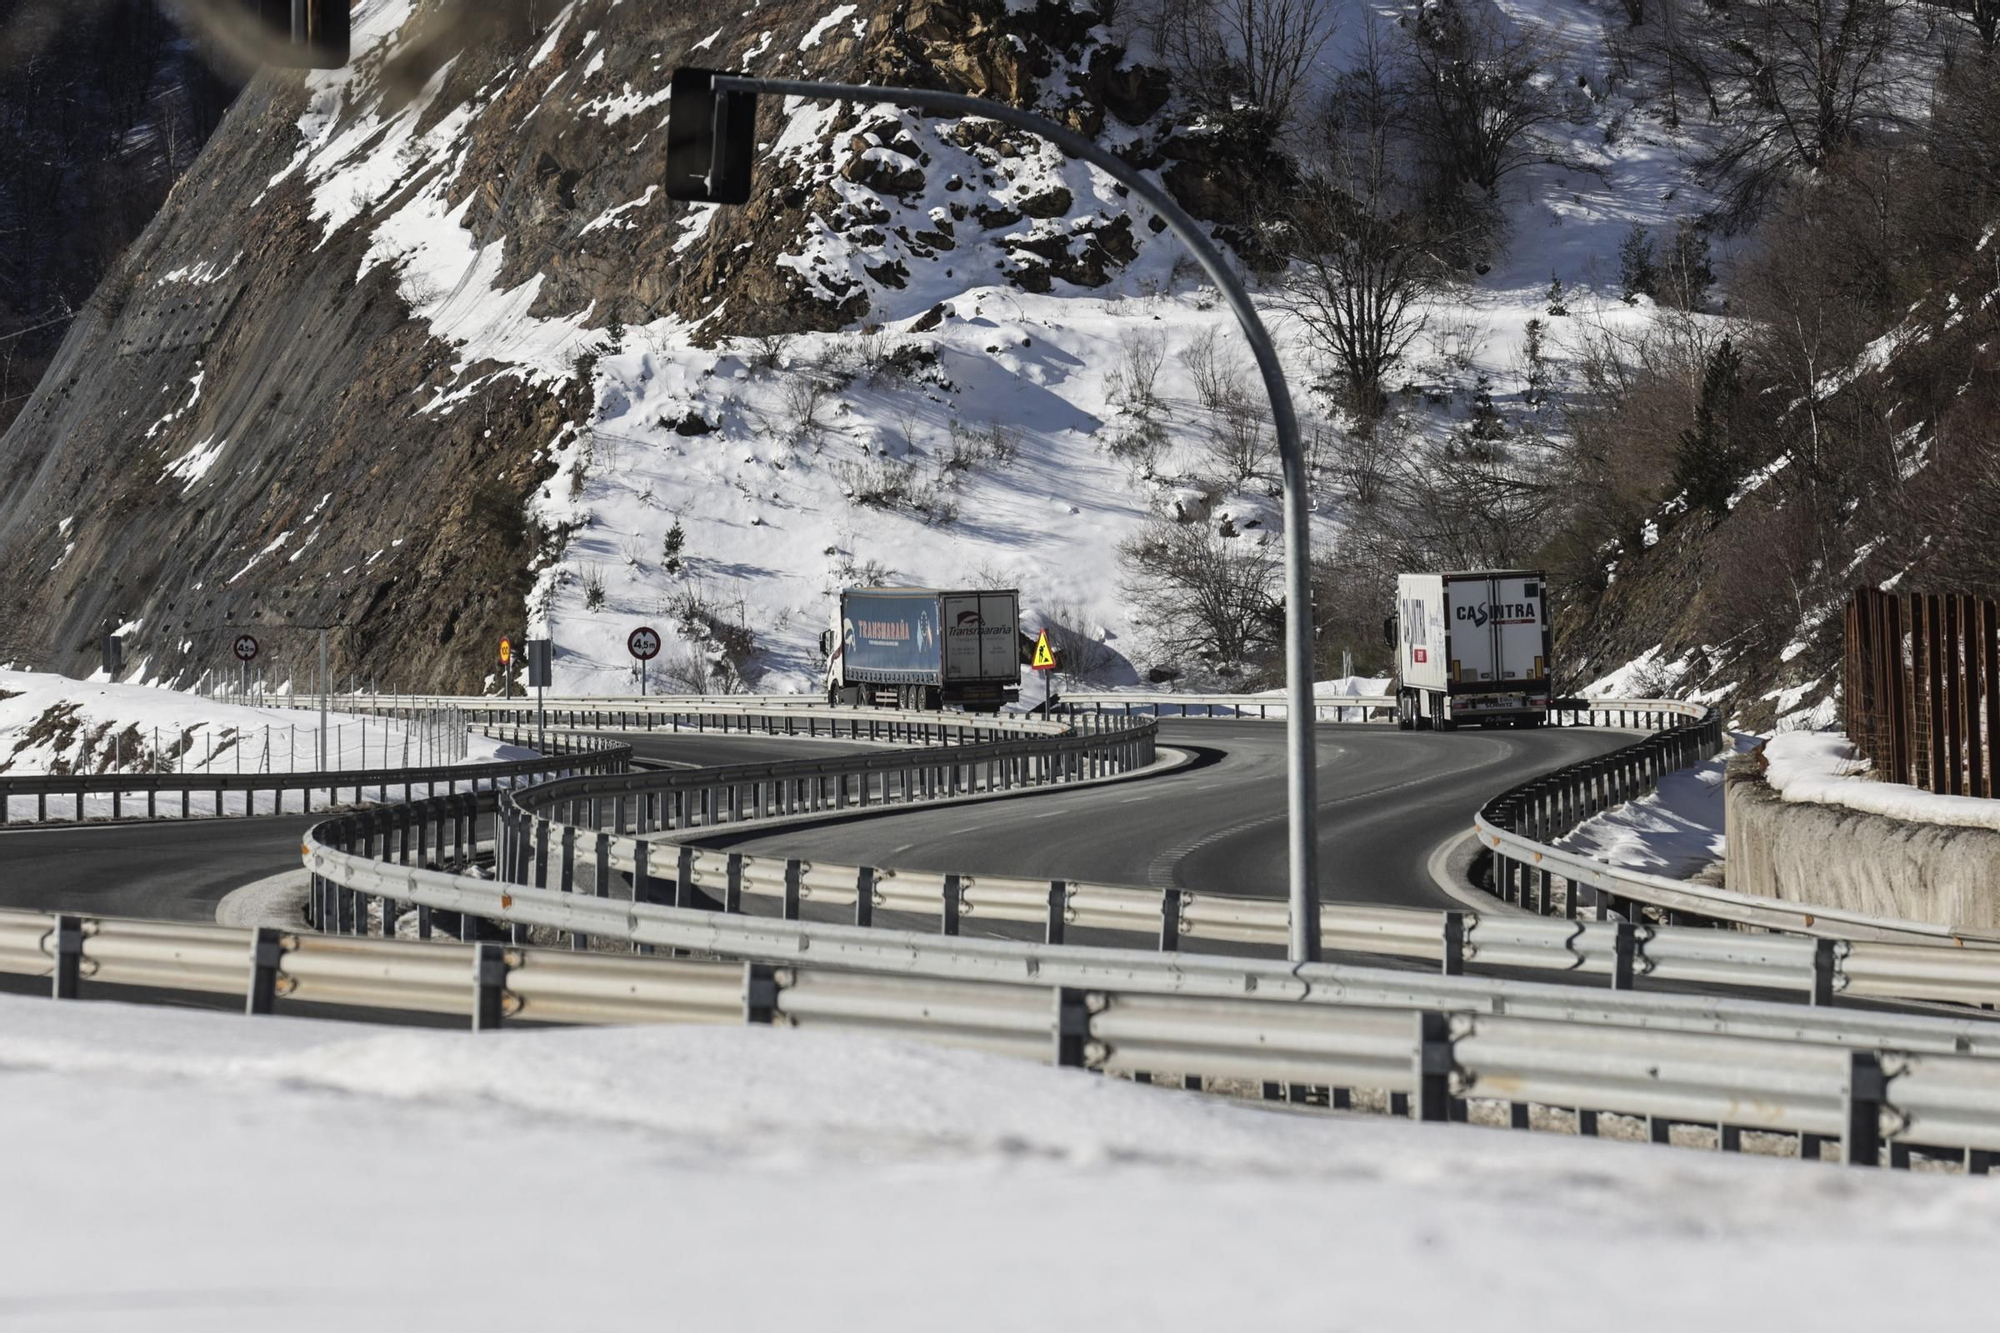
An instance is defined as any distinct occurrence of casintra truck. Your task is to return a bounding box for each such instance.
[1389,571,1552,730]
[820,587,1022,712]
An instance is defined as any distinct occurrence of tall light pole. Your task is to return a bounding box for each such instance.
[667,69,1321,959]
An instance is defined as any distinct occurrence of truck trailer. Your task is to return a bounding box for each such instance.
[1389,570,1552,730]
[820,587,1022,712]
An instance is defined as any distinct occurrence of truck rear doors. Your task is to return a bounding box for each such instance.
[1447,573,1546,687]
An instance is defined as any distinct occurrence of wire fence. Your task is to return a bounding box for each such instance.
[1843,586,2000,797]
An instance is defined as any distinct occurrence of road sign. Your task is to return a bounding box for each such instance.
[628,627,662,661]
[665,67,758,204]
[499,636,512,665]
[1031,629,1057,671]
[526,639,552,688]
[233,634,260,662]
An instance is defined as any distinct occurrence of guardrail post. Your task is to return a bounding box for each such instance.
[559,825,576,894]
[783,859,802,921]
[856,867,876,927]
[472,943,510,1031]
[632,840,653,903]
[246,927,286,1015]
[533,818,550,889]
[1159,888,1181,951]
[942,873,961,935]
[744,962,779,1024]
[1046,881,1067,945]
[1054,988,1091,1068]
[1810,938,1840,1006]
[1441,911,1465,976]
[1413,1011,1452,1122]
[674,845,699,909]
[1610,921,1637,990]
[1844,1052,1886,1167]
[726,853,744,913]
[51,915,83,999]
[594,832,611,897]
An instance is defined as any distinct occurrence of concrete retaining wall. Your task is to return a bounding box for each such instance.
[1725,756,2000,933]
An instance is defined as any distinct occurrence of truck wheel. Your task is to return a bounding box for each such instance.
[1395,692,1414,731]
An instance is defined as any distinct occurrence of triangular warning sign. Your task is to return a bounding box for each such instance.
[1032,629,1057,670]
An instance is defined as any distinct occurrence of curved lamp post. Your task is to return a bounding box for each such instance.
[667,69,1322,960]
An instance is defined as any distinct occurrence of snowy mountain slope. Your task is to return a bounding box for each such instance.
[0,0,1741,699]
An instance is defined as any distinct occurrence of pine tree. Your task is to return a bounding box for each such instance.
[1674,339,1744,513]
[1545,271,1569,316]
[1617,224,1657,304]
[662,521,686,574]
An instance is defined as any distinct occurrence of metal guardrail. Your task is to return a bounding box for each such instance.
[254,690,1995,1013]
[0,730,629,824]
[59,876,1998,1169]
[1472,699,2000,949]
[1058,690,1396,721]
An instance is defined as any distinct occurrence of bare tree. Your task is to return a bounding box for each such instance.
[1181,327,1273,482]
[1396,0,1567,199]
[1039,600,1122,684]
[1152,0,1338,134]
[1119,519,1279,667]
[1701,0,1914,222]
[1278,23,1450,417]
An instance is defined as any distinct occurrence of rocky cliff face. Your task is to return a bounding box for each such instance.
[0,0,1226,691]
[0,0,239,436]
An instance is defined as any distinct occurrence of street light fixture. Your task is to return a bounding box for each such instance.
[666,68,1323,960]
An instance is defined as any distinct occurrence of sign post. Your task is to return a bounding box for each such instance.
[319,628,330,769]
[667,68,1320,960]
[628,626,662,696]
[1031,628,1058,718]
[233,634,259,701]
[527,638,553,750]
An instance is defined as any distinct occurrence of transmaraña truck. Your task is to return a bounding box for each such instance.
[1388,570,1552,730]
[820,587,1023,712]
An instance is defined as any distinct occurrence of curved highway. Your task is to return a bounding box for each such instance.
[0,731,878,922]
[694,720,1631,909]
[0,718,1629,921]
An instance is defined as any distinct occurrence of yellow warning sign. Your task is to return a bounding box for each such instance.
[1031,629,1057,671]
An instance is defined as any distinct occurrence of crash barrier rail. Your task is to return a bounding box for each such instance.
[1472,699,2000,949]
[327,692,1992,1010]
[1058,693,1704,732]
[287,693,1044,730]
[268,848,2000,1170]
[0,730,629,825]
[1057,690,1396,721]
[303,752,2000,1016]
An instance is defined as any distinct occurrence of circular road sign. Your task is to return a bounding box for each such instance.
[499,636,512,665]
[627,626,662,661]
[232,634,260,662]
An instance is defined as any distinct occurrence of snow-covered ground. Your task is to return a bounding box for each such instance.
[1763,731,2000,833]
[4,994,1996,1330]
[0,670,529,820]
[1554,735,1759,878]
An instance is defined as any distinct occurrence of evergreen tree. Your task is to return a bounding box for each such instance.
[1674,339,1745,513]
[1617,224,1657,304]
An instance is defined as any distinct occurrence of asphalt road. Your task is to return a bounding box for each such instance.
[0,721,1626,921]
[696,720,1632,909]
[0,732,883,923]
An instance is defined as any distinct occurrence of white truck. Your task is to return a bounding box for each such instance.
[1388,570,1552,730]
[819,586,1022,712]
